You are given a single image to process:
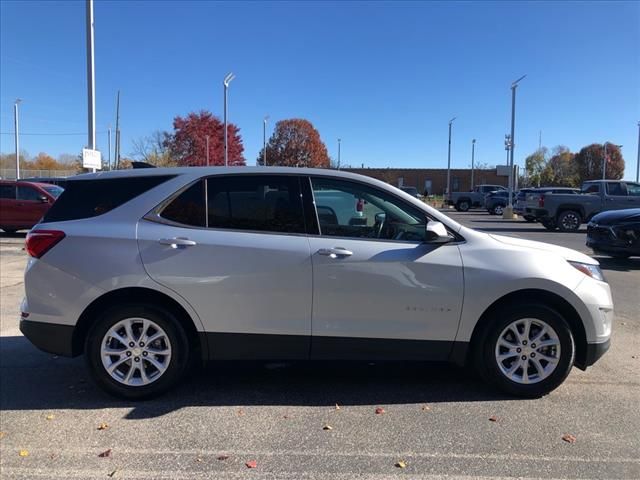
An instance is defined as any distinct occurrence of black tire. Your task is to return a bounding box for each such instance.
[457,200,470,212]
[85,303,190,400]
[494,205,504,216]
[1,228,18,234]
[541,219,557,231]
[557,210,582,232]
[474,303,575,398]
[488,208,496,215]
[524,216,536,223]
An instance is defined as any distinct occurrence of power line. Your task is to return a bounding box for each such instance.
[0,131,108,136]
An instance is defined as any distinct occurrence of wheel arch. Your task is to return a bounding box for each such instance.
[556,205,585,220]
[72,287,206,361]
[453,288,588,369]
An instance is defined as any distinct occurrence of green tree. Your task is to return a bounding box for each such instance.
[524,147,548,187]
[539,146,578,187]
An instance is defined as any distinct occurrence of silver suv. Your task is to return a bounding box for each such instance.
[20,167,612,399]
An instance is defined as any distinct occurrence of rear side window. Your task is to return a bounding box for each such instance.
[606,182,625,195]
[626,183,640,196]
[43,175,175,222]
[0,185,15,199]
[17,185,42,201]
[160,175,306,234]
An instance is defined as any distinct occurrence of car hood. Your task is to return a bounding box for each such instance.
[591,208,640,225]
[489,234,597,265]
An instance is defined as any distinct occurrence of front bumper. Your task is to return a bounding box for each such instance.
[20,318,77,357]
[575,339,610,370]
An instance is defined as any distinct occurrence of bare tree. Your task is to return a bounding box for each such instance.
[131,131,177,167]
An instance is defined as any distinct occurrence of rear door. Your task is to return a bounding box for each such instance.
[623,182,640,207]
[603,182,629,211]
[0,183,17,227]
[16,184,49,228]
[137,174,313,360]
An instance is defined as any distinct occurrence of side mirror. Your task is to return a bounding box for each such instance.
[39,196,49,203]
[374,212,386,224]
[425,221,452,244]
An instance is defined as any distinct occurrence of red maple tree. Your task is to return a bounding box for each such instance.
[165,110,245,166]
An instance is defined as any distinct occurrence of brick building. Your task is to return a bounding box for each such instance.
[342,168,507,196]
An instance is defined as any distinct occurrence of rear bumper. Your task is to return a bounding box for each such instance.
[575,339,610,370]
[19,319,77,357]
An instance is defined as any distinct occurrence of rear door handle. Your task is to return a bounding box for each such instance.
[159,237,197,248]
[317,247,353,258]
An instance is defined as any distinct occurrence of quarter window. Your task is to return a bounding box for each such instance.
[17,186,41,201]
[625,182,640,196]
[161,180,206,227]
[311,177,427,242]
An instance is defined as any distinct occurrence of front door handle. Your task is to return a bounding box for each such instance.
[317,247,353,258]
[159,237,197,248]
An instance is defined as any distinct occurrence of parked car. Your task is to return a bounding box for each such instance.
[446,184,507,211]
[20,167,611,400]
[513,188,537,221]
[22,176,70,189]
[521,187,580,227]
[586,208,640,258]
[0,180,63,233]
[400,186,421,199]
[484,190,517,215]
[525,180,640,232]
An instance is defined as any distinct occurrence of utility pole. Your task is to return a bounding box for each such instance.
[114,90,120,169]
[86,0,96,172]
[538,130,542,150]
[636,122,640,183]
[338,138,341,169]
[446,117,456,199]
[603,142,608,180]
[263,115,269,166]
[107,126,111,170]
[471,138,476,189]
[14,99,22,179]
[223,72,235,167]
[206,135,210,166]
[504,74,526,218]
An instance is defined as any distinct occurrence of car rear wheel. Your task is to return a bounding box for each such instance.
[85,304,190,399]
[474,304,575,398]
[494,205,504,215]
[541,219,557,231]
[524,216,535,223]
[456,200,470,212]
[1,228,17,234]
[557,210,582,232]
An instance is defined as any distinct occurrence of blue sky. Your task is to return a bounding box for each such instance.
[1,1,639,178]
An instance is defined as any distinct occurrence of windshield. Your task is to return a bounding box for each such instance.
[42,185,64,198]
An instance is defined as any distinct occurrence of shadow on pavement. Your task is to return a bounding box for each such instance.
[596,256,640,272]
[471,226,561,234]
[0,231,27,239]
[0,335,512,419]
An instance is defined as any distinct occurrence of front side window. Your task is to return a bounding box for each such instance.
[311,177,427,242]
[624,182,640,196]
[583,183,600,194]
[160,175,306,234]
[606,182,625,196]
[17,186,41,201]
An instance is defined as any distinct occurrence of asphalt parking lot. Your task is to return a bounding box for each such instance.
[1,212,639,480]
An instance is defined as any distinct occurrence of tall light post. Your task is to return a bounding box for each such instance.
[86,0,96,156]
[337,138,341,169]
[205,135,210,166]
[263,115,269,166]
[446,117,456,198]
[14,99,22,179]
[107,126,111,170]
[504,74,526,218]
[470,138,476,189]
[223,72,235,167]
[636,122,640,183]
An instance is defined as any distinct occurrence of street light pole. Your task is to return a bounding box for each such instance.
[636,122,640,183]
[107,126,111,170]
[338,138,341,169]
[263,115,269,166]
[223,72,235,167]
[14,99,22,179]
[206,135,210,166]
[86,0,96,160]
[505,74,526,218]
[471,139,476,189]
[446,117,456,199]
[603,142,608,180]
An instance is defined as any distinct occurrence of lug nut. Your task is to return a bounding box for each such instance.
[516,348,522,353]
[142,351,148,357]
[126,351,132,357]
[531,343,536,348]
[531,352,536,358]
[129,342,135,347]
[521,355,527,361]
[134,357,140,362]
[139,342,145,347]
[522,340,527,346]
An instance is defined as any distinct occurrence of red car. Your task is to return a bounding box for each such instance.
[0,180,64,233]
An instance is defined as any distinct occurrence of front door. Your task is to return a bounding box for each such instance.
[137,175,313,360]
[16,185,50,228]
[306,176,464,360]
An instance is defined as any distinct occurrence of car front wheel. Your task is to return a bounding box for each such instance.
[557,210,582,232]
[85,304,190,399]
[475,304,575,398]
[457,200,470,212]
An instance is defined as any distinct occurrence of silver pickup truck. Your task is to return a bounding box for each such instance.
[524,180,640,231]
[446,184,507,211]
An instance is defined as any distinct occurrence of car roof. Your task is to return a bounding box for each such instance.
[0,179,54,188]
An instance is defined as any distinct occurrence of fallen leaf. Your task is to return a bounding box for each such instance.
[396,460,407,468]
[0,432,6,439]
[375,407,385,415]
[98,449,112,458]
[489,416,498,422]
[421,405,431,411]
[237,409,245,416]
[196,457,203,463]
[108,469,117,478]
[97,423,109,430]
[335,403,341,410]
[217,455,229,461]
[323,424,333,430]
[46,414,55,421]
[562,433,576,444]
[246,460,257,469]
[19,450,29,457]
[49,453,56,460]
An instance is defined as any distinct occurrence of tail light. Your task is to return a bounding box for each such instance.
[25,230,65,258]
[538,195,545,208]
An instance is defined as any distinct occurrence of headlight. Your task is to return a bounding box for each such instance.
[569,261,605,282]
